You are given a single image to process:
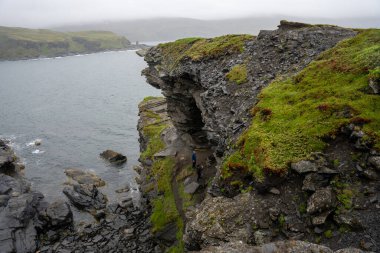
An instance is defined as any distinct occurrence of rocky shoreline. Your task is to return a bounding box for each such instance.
[0,139,158,253]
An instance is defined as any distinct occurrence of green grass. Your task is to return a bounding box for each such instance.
[0,26,130,60]
[226,64,248,84]
[222,29,380,180]
[150,157,178,232]
[158,34,254,70]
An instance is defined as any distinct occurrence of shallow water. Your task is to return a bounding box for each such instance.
[0,51,160,207]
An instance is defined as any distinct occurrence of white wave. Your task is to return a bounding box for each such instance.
[26,138,42,147]
[32,149,45,154]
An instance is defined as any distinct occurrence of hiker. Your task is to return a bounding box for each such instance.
[192,150,197,169]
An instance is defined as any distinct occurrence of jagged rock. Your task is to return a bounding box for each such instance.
[268,207,280,221]
[100,149,127,164]
[334,213,364,230]
[302,173,328,192]
[368,156,380,171]
[63,184,107,211]
[291,160,318,174]
[269,188,280,195]
[254,230,272,246]
[64,168,105,187]
[307,187,334,214]
[362,169,378,180]
[43,200,73,227]
[312,211,331,225]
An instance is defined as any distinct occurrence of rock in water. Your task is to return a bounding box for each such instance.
[100,150,127,165]
[64,168,105,187]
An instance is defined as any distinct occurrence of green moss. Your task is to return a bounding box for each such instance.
[336,188,354,210]
[324,230,333,238]
[298,203,307,214]
[222,29,380,180]
[226,64,248,84]
[158,34,254,69]
[142,96,159,103]
[278,214,286,228]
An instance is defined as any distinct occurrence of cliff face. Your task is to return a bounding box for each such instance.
[141,21,380,252]
[143,21,356,155]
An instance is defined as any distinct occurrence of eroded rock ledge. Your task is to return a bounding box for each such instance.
[143,21,356,153]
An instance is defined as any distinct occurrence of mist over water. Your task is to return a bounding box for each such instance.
[0,51,161,204]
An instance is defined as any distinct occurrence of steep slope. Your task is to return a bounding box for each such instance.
[0,26,131,60]
[141,21,380,252]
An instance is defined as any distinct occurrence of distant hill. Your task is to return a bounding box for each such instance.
[0,26,132,61]
[53,16,380,42]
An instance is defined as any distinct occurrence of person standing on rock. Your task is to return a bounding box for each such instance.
[192,150,197,169]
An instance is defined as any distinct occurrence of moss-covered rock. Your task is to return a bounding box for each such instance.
[223,29,380,179]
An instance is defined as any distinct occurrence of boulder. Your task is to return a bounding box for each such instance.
[307,187,334,214]
[184,181,200,194]
[45,201,73,227]
[302,173,328,192]
[333,213,364,230]
[63,184,107,211]
[368,156,380,171]
[64,168,105,187]
[100,150,127,164]
[291,160,318,174]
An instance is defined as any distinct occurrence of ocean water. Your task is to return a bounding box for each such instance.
[0,51,161,205]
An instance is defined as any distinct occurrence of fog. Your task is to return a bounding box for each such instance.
[0,0,379,28]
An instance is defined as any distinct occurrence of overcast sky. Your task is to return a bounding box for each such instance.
[0,0,379,28]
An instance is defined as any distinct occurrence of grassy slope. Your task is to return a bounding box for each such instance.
[157,34,254,71]
[223,29,380,180]
[0,26,130,60]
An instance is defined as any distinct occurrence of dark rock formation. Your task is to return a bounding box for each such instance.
[0,139,73,253]
[100,149,127,165]
[63,184,107,211]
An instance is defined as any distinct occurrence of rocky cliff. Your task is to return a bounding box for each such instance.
[0,26,136,61]
[141,21,380,252]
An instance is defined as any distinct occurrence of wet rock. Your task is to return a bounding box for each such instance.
[63,184,107,211]
[100,149,127,164]
[64,168,105,187]
[44,200,73,227]
[291,160,318,174]
[307,187,334,214]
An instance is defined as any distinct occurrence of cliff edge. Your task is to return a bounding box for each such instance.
[141,21,380,252]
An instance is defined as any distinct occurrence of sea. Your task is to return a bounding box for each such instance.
[0,50,161,216]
